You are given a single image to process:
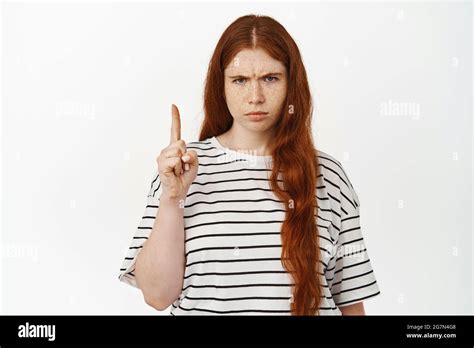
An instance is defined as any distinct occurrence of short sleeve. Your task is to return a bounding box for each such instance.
[328,186,381,307]
[118,170,162,289]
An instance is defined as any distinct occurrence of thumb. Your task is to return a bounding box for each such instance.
[181,150,198,170]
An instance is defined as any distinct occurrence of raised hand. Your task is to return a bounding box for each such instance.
[156,104,199,200]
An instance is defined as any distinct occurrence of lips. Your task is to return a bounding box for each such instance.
[246,112,268,121]
[246,112,268,116]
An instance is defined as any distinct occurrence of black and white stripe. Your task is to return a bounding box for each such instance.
[119,136,380,315]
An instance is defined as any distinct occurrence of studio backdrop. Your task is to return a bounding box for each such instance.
[1,1,472,314]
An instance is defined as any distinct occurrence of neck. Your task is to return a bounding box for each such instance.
[219,125,274,156]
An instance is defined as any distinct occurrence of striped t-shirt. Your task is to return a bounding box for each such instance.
[119,136,381,315]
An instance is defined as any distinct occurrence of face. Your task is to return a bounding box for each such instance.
[224,48,288,135]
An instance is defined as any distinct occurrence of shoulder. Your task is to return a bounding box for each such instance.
[316,149,342,170]
[316,148,360,210]
[185,138,214,149]
[316,149,350,183]
[184,138,218,155]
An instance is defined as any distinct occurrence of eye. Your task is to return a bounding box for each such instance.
[232,78,246,84]
[264,76,279,82]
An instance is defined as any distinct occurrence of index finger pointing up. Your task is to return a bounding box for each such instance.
[170,104,181,143]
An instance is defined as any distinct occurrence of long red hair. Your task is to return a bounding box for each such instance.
[198,14,322,315]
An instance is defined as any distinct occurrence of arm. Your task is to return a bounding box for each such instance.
[339,302,365,315]
[133,104,198,311]
[134,193,186,310]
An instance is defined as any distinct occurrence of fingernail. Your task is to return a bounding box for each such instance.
[185,163,190,171]
[182,155,190,162]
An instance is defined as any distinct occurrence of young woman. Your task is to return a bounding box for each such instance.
[119,14,381,316]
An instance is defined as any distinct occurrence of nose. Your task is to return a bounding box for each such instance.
[249,80,265,104]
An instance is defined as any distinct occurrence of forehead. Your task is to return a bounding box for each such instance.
[225,48,286,76]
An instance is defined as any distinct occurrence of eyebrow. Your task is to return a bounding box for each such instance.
[227,72,284,79]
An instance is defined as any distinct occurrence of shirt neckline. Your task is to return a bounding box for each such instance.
[208,136,273,165]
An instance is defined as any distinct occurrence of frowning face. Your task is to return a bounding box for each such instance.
[224,48,288,135]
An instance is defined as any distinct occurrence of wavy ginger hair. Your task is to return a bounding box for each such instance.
[198,14,322,315]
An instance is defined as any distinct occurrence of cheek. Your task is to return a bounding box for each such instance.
[223,86,242,117]
[266,84,287,104]
[224,86,246,107]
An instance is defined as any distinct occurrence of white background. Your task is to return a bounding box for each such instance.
[1,0,472,314]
